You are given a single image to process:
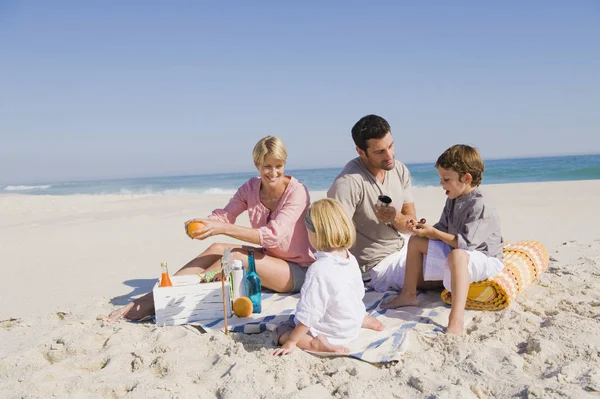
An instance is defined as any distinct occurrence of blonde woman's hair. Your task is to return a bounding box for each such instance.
[252,136,288,165]
[305,198,356,251]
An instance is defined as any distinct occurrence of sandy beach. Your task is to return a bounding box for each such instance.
[1,180,599,398]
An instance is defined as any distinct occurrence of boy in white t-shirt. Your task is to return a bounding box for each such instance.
[273,199,383,356]
[382,145,504,335]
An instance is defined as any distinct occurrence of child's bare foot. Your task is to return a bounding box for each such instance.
[446,311,464,335]
[446,318,464,335]
[362,315,384,331]
[445,324,464,335]
[380,293,418,309]
[309,335,350,354]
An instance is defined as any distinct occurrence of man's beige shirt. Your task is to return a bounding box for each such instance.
[327,158,414,273]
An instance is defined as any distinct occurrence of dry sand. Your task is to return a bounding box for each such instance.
[1,180,599,398]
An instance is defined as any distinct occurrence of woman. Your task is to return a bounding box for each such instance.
[108,136,315,321]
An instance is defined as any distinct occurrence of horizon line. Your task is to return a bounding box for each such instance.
[2,151,599,187]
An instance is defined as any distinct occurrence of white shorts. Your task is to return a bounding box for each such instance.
[423,240,504,292]
[366,235,409,292]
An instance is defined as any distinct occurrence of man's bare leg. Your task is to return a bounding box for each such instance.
[382,235,429,309]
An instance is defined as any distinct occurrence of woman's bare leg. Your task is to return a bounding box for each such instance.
[211,246,294,291]
[247,249,294,292]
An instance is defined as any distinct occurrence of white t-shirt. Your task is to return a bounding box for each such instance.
[294,251,366,345]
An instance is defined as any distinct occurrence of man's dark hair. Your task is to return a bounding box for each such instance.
[351,115,391,151]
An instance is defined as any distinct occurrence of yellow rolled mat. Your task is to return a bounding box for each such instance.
[440,240,549,311]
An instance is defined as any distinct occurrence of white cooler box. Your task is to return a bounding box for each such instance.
[153,275,232,326]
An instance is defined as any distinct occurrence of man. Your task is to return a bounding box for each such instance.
[327,114,416,290]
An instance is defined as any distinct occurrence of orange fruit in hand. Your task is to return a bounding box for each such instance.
[187,221,206,238]
[233,297,253,318]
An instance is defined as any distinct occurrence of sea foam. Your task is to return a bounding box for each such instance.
[3,184,52,191]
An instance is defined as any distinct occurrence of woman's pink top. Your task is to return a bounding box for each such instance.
[208,176,315,267]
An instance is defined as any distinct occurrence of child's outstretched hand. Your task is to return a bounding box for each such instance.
[407,218,426,230]
[273,341,297,356]
[408,218,435,238]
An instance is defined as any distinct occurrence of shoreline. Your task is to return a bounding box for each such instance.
[3,152,600,196]
[2,175,600,197]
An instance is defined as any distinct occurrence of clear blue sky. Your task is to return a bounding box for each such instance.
[1,1,599,184]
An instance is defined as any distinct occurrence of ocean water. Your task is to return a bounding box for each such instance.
[2,154,599,196]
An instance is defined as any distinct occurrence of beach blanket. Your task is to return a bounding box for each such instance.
[441,240,549,311]
[195,290,472,364]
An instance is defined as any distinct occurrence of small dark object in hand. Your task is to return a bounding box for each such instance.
[376,195,392,207]
[409,218,426,229]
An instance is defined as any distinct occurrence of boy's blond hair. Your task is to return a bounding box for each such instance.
[435,144,484,187]
[252,136,288,165]
[305,198,356,251]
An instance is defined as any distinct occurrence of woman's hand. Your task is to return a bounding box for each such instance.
[184,218,227,240]
[273,341,298,356]
[184,218,207,239]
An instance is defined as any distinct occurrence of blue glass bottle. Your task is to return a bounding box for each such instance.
[246,250,262,313]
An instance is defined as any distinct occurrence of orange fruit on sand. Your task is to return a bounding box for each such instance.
[187,221,206,238]
[233,297,253,318]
